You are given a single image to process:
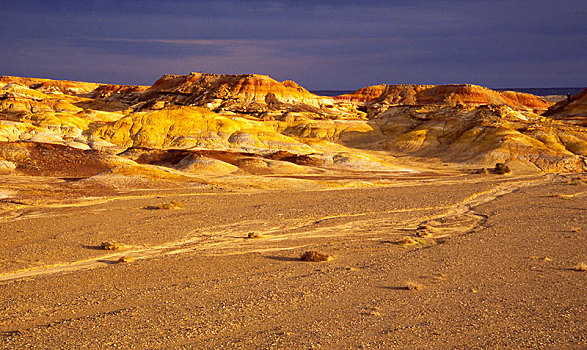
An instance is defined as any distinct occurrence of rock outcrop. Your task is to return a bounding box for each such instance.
[336,84,552,112]
[129,72,360,119]
[543,88,587,126]
[370,105,586,172]
[0,142,121,176]
[0,76,101,96]
[91,105,315,153]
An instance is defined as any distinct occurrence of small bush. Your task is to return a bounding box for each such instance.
[494,162,510,175]
[300,250,332,262]
[406,280,424,291]
[476,168,489,175]
[247,232,266,239]
[398,237,417,245]
[574,262,587,272]
[416,224,434,237]
[101,242,125,250]
[158,201,183,210]
[117,256,134,263]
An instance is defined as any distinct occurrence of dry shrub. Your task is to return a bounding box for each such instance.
[530,256,552,262]
[494,162,510,175]
[157,201,183,210]
[406,280,424,291]
[571,227,581,233]
[574,262,587,272]
[101,242,125,250]
[416,224,435,237]
[476,168,489,175]
[362,307,382,316]
[398,237,417,245]
[117,256,134,263]
[300,250,332,262]
[416,231,432,238]
[247,232,266,239]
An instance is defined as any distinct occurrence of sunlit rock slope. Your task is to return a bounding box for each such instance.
[0,73,585,178]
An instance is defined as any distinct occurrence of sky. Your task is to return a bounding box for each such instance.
[0,0,585,90]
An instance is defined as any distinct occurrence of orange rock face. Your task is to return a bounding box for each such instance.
[141,73,332,114]
[88,84,149,99]
[147,72,314,99]
[544,88,587,125]
[336,84,551,112]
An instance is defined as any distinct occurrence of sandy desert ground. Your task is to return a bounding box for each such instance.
[0,170,585,349]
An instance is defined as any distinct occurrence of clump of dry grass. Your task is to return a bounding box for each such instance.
[144,201,184,210]
[530,256,552,262]
[157,201,183,210]
[101,242,125,250]
[399,237,417,245]
[300,250,332,262]
[117,256,134,263]
[362,307,382,316]
[416,224,435,237]
[494,162,510,175]
[247,232,266,239]
[405,280,424,291]
[574,262,587,272]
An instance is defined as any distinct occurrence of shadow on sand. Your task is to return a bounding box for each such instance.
[81,244,104,250]
[264,255,301,262]
[379,286,411,291]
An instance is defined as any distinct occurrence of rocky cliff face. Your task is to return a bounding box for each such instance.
[543,88,587,126]
[131,72,351,119]
[0,73,585,177]
[336,84,552,112]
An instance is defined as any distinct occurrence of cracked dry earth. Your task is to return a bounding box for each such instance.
[0,173,586,349]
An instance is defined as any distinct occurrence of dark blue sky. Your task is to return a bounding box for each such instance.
[1,0,585,89]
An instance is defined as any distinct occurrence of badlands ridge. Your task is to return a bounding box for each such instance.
[0,72,586,182]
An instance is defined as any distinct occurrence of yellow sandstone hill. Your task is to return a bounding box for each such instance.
[0,76,101,95]
[92,105,315,152]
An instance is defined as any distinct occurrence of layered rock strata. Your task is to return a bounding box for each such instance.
[0,73,585,177]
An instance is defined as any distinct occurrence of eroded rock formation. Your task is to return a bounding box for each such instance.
[0,73,585,178]
[543,88,587,126]
[336,84,551,112]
